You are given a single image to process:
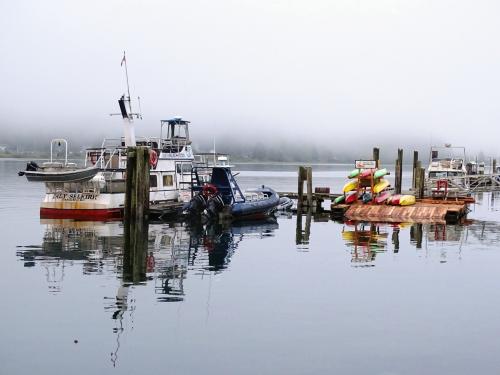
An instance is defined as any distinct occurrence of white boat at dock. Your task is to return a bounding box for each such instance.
[426,144,469,194]
[20,60,198,219]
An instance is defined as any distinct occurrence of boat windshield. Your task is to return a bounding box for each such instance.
[429,171,464,178]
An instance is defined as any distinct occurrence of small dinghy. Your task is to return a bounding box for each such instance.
[19,161,99,183]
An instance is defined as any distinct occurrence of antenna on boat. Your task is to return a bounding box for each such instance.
[110,51,142,146]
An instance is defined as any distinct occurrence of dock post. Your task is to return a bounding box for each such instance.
[415,167,425,199]
[123,146,150,284]
[412,151,418,189]
[297,166,305,211]
[373,147,380,168]
[306,167,313,208]
[493,159,497,175]
[124,146,150,222]
[395,149,403,194]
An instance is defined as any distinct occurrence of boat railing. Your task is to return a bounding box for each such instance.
[426,174,500,193]
[85,146,128,170]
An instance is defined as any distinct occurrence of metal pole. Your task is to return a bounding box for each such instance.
[123,51,133,115]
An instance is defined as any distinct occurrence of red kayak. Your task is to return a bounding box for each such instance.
[374,191,391,204]
[345,191,358,204]
[387,194,402,205]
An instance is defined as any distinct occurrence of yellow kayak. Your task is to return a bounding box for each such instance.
[373,179,390,194]
[342,180,358,193]
[399,195,416,206]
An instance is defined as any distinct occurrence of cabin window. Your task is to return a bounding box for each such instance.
[163,174,173,187]
[150,175,158,187]
[176,163,192,174]
[430,172,447,178]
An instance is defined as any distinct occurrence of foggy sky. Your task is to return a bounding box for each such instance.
[1,0,499,155]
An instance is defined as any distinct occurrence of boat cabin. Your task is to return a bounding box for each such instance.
[160,117,191,154]
[427,145,467,178]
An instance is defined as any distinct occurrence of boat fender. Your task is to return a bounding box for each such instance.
[149,150,158,169]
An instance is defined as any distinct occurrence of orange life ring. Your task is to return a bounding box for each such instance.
[149,150,158,168]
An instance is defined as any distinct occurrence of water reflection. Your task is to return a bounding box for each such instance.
[17,218,279,298]
[16,218,279,367]
[341,222,390,267]
[339,219,500,266]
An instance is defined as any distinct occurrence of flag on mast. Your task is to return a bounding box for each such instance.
[121,52,126,67]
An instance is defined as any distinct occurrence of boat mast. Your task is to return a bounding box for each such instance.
[123,51,133,115]
[111,51,142,147]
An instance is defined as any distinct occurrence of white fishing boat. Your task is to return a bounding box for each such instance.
[20,56,195,219]
[426,144,469,192]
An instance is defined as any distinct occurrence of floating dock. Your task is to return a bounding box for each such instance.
[331,198,472,224]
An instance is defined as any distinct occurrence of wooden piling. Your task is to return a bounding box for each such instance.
[125,146,150,222]
[297,166,313,210]
[297,166,305,211]
[123,146,151,283]
[395,148,403,194]
[493,159,497,174]
[415,166,425,199]
[373,147,380,168]
[412,151,418,189]
[306,167,313,208]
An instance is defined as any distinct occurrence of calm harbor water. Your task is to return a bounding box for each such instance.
[2,158,500,374]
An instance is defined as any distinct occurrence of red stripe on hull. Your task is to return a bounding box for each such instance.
[40,207,123,220]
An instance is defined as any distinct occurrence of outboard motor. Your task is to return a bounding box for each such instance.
[18,161,39,176]
[27,161,39,171]
[186,183,220,217]
[185,193,208,216]
[204,194,225,220]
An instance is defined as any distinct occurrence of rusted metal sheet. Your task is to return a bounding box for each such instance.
[345,202,465,224]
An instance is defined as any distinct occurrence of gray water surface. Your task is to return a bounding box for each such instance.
[1,159,500,375]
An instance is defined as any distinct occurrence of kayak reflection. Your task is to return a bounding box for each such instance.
[340,220,498,266]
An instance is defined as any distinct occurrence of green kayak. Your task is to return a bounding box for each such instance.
[333,194,345,205]
[373,168,388,179]
[348,169,360,179]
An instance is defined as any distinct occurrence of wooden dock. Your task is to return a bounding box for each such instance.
[331,198,471,224]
